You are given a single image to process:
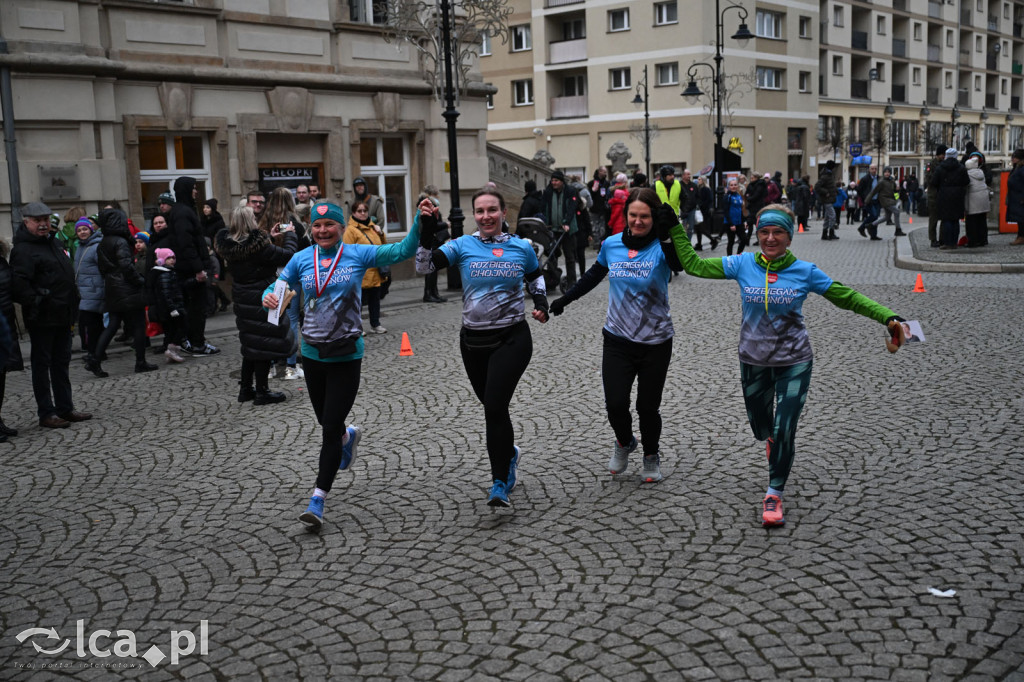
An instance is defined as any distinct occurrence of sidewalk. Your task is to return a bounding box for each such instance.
[893,226,1024,273]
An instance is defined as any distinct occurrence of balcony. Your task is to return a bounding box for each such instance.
[851,79,869,99]
[928,44,941,62]
[892,84,906,103]
[927,86,940,105]
[957,88,970,106]
[893,0,907,10]
[987,53,997,71]
[1012,95,1021,112]
[986,93,997,108]
[852,30,868,50]
[989,15,999,30]
[893,39,906,58]
[1015,23,1022,38]
[1014,61,1023,75]
[959,50,971,66]
[960,9,972,26]
[928,1,942,18]
[550,95,588,119]
[549,38,586,64]
[545,0,583,6]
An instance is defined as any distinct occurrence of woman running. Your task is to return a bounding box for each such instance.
[262,201,420,531]
[415,189,548,509]
[665,203,905,527]
[548,187,682,483]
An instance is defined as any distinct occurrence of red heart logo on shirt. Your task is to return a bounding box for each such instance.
[627,249,638,259]
[767,273,778,283]
[492,248,503,257]
[321,259,332,267]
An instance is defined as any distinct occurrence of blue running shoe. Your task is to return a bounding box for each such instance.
[487,480,511,508]
[508,446,521,492]
[299,496,324,530]
[339,425,361,470]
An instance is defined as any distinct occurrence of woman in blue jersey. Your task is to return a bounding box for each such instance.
[666,203,905,527]
[548,188,683,483]
[262,201,420,531]
[416,189,549,509]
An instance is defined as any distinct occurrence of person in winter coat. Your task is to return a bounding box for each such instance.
[92,209,158,376]
[723,177,747,255]
[419,186,449,304]
[60,207,87,260]
[789,176,812,234]
[1006,148,1024,245]
[10,201,91,428]
[73,218,106,373]
[589,167,611,242]
[215,206,298,405]
[518,179,545,227]
[343,201,387,334]
[542,170,581,289]
[150,248,188,363]
[0,239,25,437]
[964,156,990,248]
[201,198,226,242]
[348,177,386,229]
[743,173,769,235]
[930,148,969,249]
[814,162,839,240]
[693,176,719,251]
[864,167,905,239]
[569,174,593,279]
[606,173,630,237]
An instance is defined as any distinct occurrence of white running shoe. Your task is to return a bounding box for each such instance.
[370,325,387,334]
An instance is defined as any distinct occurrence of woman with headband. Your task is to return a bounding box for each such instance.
[661,203,906,527]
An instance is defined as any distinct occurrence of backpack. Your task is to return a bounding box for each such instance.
[765,181,781,203]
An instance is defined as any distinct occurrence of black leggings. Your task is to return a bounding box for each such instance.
[601,331,672,456]
[303,356,362,492]
[94,309,147,362]
[78,310,104,356]
[725,224,749,255]
[460,321,532,483]
[240,358,272,392]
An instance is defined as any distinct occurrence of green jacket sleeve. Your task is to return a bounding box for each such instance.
[669,223,727,279]
[375,213,421,268]
[822,282,897,324]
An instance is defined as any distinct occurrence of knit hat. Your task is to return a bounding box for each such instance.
[135,231,150,245]
[75,217,95,233]
[155,248,175,265]
[936,144,950,156]
[309,201,345,225]
[158,192,175,206]
[757,208,795,239]
[550,170,565,182]
[204,198,218,211]
[945,147,958,159]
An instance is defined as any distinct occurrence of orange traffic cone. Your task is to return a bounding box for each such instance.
[912,273,927,293]
[399,332,414,356]
[798,223,805,233]
[908,216,913,224]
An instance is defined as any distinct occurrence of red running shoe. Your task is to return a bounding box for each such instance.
[762,494,785,527]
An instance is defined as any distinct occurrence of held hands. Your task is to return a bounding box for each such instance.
[885,316,907,353]
[653,205,680,242]
[531,309,549,323]
[549,297,568,316]
[418,198,438,249]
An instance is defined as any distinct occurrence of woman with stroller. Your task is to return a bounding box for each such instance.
[416,189,549,509]
[548,187,683,483]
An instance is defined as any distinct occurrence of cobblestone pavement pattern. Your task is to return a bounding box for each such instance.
[1,221,1022,680]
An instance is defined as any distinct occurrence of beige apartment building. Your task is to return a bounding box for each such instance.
[481,0,821,187]
[818,0,1023,186]
[0,0,491,242]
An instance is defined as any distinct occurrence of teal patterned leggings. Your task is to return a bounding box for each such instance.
[740,361,813,492]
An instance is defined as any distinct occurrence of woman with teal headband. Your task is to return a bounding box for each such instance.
[656,203,906,527]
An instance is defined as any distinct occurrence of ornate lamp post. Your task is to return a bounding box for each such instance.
[631,65,650,179]
[951,105,961,148]
[680,1,752,229]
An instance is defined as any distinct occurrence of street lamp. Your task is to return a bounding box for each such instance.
[438,0,465,290]
[680,0,752,229]
[951,105,961,148]
[631,65,650,180]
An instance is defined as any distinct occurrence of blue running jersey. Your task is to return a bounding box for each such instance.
[596,234,674,344]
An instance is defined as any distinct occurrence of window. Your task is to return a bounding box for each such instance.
[486,92,494,109]
[608,8,629,32]
[913,22,922,41]
[1003,78,1009,95]
[480,32,491,56]
[512,79,533,105]
[609,67,631,90]
[817,115,843,142]
[849,117,880,144]
[756,67,783,89]
[877,16,886,35]
[984,124,1002,152]
[562,19,585,40]
[912,67,922,85]
[654,1,677,25]
[756,10,782,38]
[875,62,886,82]
[349,0,387,24]
[1009,125,1023,150]
[833,6,844,27]
[974,74,981,91]
[1006,2,1011,19]
[976,35,983,52]
[946,29,954,47]
[799,16,811,38]
[798,71,811,92]
[511,25,531,52]
[832,55,843,75]
[889,120,917,153]
[139,133,210,223]
[656,62,679,86]
[357,136,411,235]
[562,74,585,97]
[945,71,953,88]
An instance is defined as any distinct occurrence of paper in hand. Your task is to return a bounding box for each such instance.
[268,280,288,325]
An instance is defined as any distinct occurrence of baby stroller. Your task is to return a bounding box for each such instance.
[515,216,567,293]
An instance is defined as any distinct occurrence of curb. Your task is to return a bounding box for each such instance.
[893,235,1024,273]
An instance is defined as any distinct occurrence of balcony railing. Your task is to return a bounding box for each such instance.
[550,95,588,119]
[1012,95,1021,112]
[1014,61,1023,75]
[851,79,869,99]
[893,39,906,58]
[927,86,940,106]
[1015,23,1023,38]
[549,38,586,64]
[852,30,868,50]
[928,1,942,19]
[987,54,997,71]
[928,44,941,62]
[959,50,971,66]
[989,15,999,30]
[893,0,907,10]
[545,0,583,6]
[892,84,906,103]
[957,88,970,106]
[960,9,972,26]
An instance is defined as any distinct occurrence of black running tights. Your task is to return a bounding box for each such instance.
[303,356,362,492]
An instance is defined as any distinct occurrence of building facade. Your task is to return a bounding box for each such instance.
[0,0,491,243]
[480,0,820,186]
[819,0,1023,186]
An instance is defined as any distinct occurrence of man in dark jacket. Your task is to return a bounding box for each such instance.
[589,167,610,243]
[929,148,969,249]
[814,161,838,240]
[743,172,768,233]
[856,165,880,235]
[1006,148,1024,245]
[518,180,544,227]
[790,175,812,234]
[542,170,581,289]
[164,176,218,355]
[10,201,91,428]
[923,145,946,247]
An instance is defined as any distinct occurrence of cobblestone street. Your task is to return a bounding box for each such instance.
[1,224,1022,680]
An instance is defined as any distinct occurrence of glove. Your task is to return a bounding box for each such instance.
[885,316,906,353]
[549,297,568,316]
[653,205,680,242]
[170,310,181,318]
[419,211,438,250]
